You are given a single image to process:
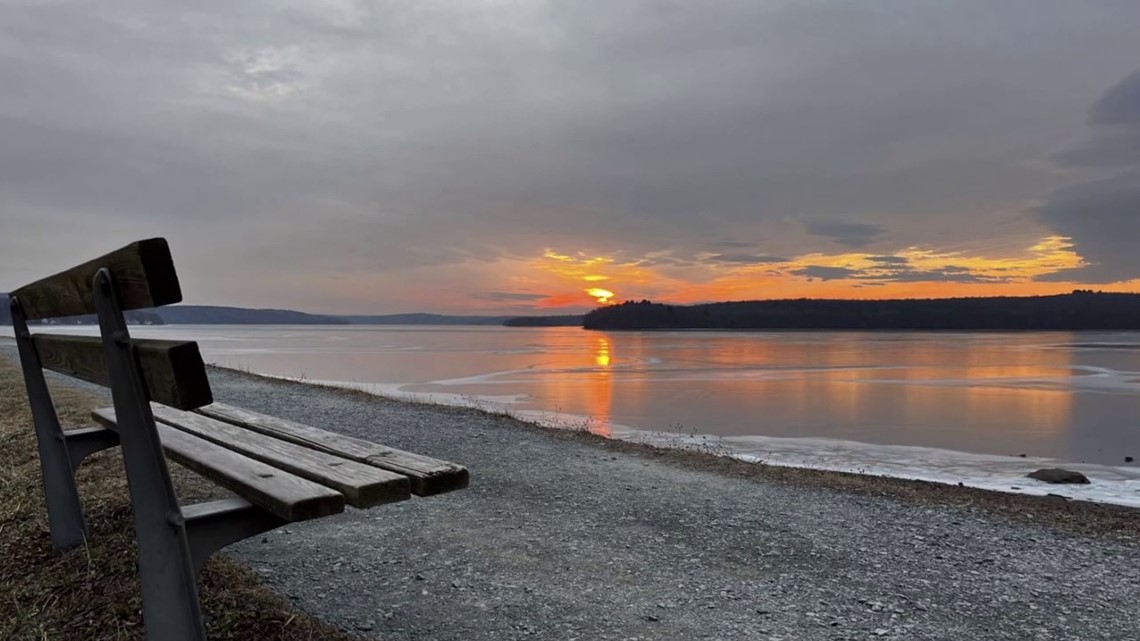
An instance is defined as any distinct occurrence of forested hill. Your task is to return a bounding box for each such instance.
[154,305,348,324]
[0,299,343,326]
[0,296,513,326]
[582,292,1140,331]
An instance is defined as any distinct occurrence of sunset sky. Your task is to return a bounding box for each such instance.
[3,1,1140,314]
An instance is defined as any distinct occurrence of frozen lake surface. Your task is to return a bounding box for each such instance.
[6,325,1139,506]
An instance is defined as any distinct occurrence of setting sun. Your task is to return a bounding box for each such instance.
[586,288,616,304]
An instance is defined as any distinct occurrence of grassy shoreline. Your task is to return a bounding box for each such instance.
[213,364,1140,542]
[0,355,361,640]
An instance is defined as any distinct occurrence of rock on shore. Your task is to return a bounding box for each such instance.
[1027,468,1091,484]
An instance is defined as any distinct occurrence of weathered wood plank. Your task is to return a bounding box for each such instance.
[33,334,213,410]
[150,405,410,508]
[197,402,469,496]
[92,408,344,521]
[12,238,181,320]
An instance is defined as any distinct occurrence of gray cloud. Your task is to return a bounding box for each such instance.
[867,255,910,266]
[1036,69,1140,283]
[1090,70,1140,127]
[476,292,550,302]
[2,1,1140,311]
[1036,170,1140,282]
[1053,133,1140,169]
[708,254,788,265]
[706,240,760,250]
[791,262,999,285]
[875,265,999,284]
[629,254,695,268]
[804,221,886,249]
[790,266,860,281]
[1055,71,1140,169]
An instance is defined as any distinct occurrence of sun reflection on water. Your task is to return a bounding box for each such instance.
[595,336,612,367]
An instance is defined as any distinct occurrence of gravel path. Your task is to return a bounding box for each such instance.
[192,369,1140,641]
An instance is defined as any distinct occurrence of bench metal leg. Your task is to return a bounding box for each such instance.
[94,269,206,641]
[65,427,121,472]
[184,498,286,575]
[9,297,88,551]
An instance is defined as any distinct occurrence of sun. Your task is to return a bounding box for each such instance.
[586,287,615,304]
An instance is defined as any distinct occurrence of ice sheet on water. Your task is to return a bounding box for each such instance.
[300,377,1140,510]
[624,430,1140,509]
[299,378,530,410]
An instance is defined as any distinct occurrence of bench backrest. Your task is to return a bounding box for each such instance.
[8,238,212,410]
[11,238,222,636]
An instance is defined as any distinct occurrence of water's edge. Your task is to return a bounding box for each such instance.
[244,369,1140,510]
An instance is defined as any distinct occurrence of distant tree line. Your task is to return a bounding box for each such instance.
[582,292,1140,331]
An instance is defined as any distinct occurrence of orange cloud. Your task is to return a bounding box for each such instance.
[521,235,1132,310]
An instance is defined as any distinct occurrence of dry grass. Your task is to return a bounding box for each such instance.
[0,355,361,641]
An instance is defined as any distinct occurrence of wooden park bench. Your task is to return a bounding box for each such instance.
[7,238,468,640]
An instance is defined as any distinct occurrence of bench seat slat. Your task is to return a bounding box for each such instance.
[34,334,212,410]
[92,408,344,521]
[149,405,410,508]
[196,402,469,496]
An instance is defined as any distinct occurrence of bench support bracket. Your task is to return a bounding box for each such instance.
[95,268,206,641]
[65,427,121,472]
[184,498,287,575]
[9,296,88,551]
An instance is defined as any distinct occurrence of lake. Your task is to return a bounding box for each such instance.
[5,325,1139,505]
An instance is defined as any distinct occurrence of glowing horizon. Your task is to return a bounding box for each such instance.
[486,235,1140,313]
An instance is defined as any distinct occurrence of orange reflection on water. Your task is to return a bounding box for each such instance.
[639,334,1075,445]
[959,362,1073,436]
[595,336,612,367]
[528,332,615,437]
[893,368,1057,415]
[589,336,614,436]
[890,349,1074,439]
[524,330,1076,449]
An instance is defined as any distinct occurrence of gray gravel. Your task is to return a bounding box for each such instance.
[11,341,1139,641]
[199,369,1140,641]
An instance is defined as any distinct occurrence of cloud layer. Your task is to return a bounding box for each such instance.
[2,1,1140,312]
[1036,71,1140,283]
